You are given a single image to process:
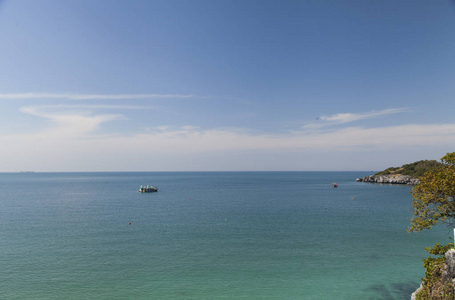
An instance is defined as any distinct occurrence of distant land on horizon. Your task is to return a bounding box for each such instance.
[374,159,443,178]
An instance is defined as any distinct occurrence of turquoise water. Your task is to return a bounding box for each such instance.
[0,172,450,299]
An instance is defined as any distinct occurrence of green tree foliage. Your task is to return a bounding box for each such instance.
[408,153,455,299]
[409,153,455,232]
[442,153,455,167]
[375,160,443,178]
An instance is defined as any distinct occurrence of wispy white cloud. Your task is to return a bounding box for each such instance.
[304,108,412,129]
[19,106,124,137]
[15,105,450,152]
[13,106,455,150]
[2,105,453,171]
[320,108,411,123]
[0,93,194,100]
[22,104,155,110]
[2,111,455,171]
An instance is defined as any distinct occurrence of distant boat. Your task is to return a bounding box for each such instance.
[139,185,158,193]
[332,183,338,188]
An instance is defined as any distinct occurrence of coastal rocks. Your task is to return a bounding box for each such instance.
[361,174,419,185]
[411,283,423,300]
[411,249,455,299]
[446,250,455,276]
[444,249,455,284]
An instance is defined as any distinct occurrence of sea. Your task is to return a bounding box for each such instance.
[0,171,451,300]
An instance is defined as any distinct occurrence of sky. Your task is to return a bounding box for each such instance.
[0,0,455,172]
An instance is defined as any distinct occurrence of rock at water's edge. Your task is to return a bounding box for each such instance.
[411,283,423,300]
[411,249,455,299]
[362,174,419,185]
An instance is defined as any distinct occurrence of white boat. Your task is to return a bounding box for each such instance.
[139,185,158,193]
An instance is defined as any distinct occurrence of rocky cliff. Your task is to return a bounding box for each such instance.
[411,249,455,300]
[360,174,420,185]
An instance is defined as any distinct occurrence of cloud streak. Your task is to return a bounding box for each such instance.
[137,124,455,152]
[2,106,453,171]
[10,106,455,151]
[19,106,124,138]
[2,119,455,171]
[0,93,194,100]
[320,108,411,123]
[304,108,412,129]
[21,104,155,110]
[15,106,451,152]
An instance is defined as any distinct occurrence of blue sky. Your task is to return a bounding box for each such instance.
[1,0,455,171]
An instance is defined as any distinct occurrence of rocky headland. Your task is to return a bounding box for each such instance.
[358,174,420,185]
[356,159,443,186]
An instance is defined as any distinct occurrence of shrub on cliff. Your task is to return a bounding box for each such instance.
[415,243,454,300]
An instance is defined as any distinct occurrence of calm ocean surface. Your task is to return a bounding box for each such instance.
[0,172,451,299]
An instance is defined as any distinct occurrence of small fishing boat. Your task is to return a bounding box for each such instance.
[139,185,158,193]
[332,183,338,188]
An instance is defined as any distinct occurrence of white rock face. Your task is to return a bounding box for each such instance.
[362,175,420,185]
[446,250,455,279]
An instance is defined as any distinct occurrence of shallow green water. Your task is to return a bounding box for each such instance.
[0,172,450,299]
